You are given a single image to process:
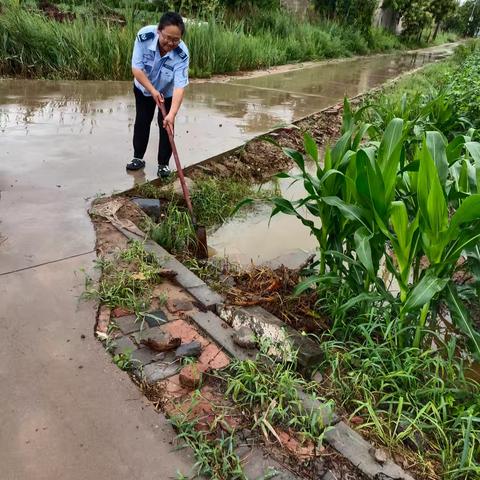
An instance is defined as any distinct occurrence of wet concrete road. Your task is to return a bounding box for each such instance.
[0,44,454,478]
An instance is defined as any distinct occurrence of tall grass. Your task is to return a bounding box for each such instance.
[1,3,405,80]
[0,6,134,79]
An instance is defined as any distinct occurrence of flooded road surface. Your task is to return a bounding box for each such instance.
[0,43,455,273]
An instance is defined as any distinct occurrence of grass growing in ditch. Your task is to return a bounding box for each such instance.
[224,353,332,445]
[191,177,275,227]
[83,240,162,314]
[171,344,332,480]
[240,44,480,478]
[317,294,480,479]
[144,202,196,254]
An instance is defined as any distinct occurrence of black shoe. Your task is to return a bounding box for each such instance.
[157,165,171,179]
[126,158,145,171]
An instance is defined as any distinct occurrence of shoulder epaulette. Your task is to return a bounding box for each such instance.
[138,31,155,42]
[174,46,188,59]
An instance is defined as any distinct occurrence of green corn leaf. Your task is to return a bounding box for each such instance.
[293,275,324,296]
[352,123,371,150]
[270,197,297,216]
[232,197,254,216]
[446,282,480,360]
[389,201,419,283]
[465,141,480,186]
[402,270,449,313]
[282,148,305,172]
[338,292,383,314]
[418,138,449,261]
[426,131,449,187]
[331,130,353,166]
[303,132,318,164]
[448,195,480,236]
[356,149,387,220]
[444,229,480,265]
[446,135,467,165]
[322,196,370,229]
[378,118,404,202]
[354,227,374,278]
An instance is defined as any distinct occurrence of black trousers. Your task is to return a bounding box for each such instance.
[133,85,172,166]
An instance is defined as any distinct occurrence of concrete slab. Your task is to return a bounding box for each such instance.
[0,255,196,480]
[188,311,256,361]
[325,421,414,480]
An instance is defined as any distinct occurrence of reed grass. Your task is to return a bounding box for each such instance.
[0,3,406,80]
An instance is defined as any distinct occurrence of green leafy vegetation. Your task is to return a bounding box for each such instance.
[224,351,332,444]
[171,411,247,480]
[191,177,274,226]
[144,202,196,253]
[246,45,480,478]
[0,0,456,80]
[83,240,162,314]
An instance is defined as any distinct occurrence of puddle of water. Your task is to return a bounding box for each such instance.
[209,164,319,266]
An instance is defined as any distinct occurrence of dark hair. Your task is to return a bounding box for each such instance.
[158,12,185,35]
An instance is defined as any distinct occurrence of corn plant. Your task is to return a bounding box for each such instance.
[266,99,480,357]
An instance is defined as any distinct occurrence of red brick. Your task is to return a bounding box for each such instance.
[198,344,230,370]
[162,319,210,348]
[198,343,220,365]
[112,306,133,318]
[166,298,194,313]
[163,374,191,399]
[209,350,230,370]
[96,305,111,334]
[179,363,209,389]
[277,429,317,459]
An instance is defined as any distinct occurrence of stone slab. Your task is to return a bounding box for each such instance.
[111,335,136,356]
[134,355,181,385]
[324,421,414,480]
[143,310,169,328]
[114,314,141,335]
[130,347,164,366]
[188,311,256,361]
[187,284,224,311]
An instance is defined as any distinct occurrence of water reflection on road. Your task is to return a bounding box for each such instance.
[0,44,455,272]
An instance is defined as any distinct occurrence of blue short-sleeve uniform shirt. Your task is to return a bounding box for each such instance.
[131,25,189,98]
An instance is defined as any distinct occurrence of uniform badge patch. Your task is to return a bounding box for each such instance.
[174,46,187,59]
[138,32,155,42]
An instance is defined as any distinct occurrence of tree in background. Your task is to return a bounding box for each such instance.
[428,0,457,39]
[383,0,458,40]
[313,0,379,33]
[445,0,480,36]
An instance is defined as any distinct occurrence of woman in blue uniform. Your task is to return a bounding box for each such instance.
[126,12,189,178]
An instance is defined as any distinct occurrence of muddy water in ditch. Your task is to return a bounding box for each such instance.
[209,46,456,265]
[0,44,454,272]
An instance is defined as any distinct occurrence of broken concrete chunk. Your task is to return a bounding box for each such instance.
[218,304,322,368]
[325,421,414,480]
[175,341,202,359]
[370,447,388,465]
[139,330,181,352]
[132,197,161,220]
[233,326,256,349]
[166,298,194,313]
[135,356,180,384]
